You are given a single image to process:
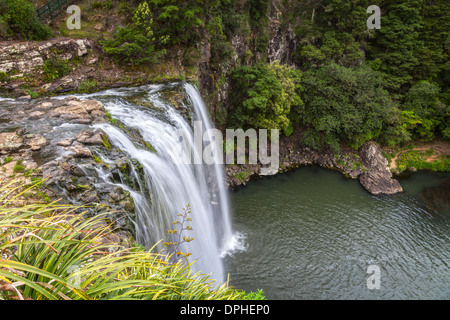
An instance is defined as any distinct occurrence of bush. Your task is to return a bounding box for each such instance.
[0,0,52,40]
[229,61,303,134]
[101,2,167,66]
[42,57,72,82]
[300,63,404,152]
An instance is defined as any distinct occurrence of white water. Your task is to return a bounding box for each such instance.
[90,83,234,281]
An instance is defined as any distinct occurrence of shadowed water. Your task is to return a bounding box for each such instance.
[224,167,450,299]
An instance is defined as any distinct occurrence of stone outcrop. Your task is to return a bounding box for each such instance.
[0,96,135,234]
[0,132,23,154]
[0,38,91,76]
[226,140,404,196]
[358,141,404,195]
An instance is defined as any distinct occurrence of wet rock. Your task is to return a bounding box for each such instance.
[28,111,46,120]
[26,134,47,151]
[38,102,53,110]
[57,138,75,147]
[359,141,403,195]
[52,102,92,123]
[65,142,92,158]
[51,99,105,124]
[0,132,23,154]
[17,95,32,101]
[75,130,105,145]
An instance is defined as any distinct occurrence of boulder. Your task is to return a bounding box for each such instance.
[75,130,105,145]
[65,142,92,158]
[26,134,47,151]
[359,141,403,195]
[0,132,23,154]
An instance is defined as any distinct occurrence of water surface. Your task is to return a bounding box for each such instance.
[224,167,449,299]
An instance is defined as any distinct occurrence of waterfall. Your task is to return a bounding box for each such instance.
[89,83,234,281]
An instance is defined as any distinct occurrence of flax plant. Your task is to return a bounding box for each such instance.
[0,179,240,300]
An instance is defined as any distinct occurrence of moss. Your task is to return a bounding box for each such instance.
[93,155,104,164]
[3,157,13,164]
[101,134,112,150]
[76,184,91,191]
[144,141,157,154]
[13,159,25,173]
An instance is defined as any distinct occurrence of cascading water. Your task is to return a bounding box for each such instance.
[84,83,234,281]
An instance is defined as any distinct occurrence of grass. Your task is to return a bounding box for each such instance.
[0,178,263,300]
[13,160,25,173]
[2,157,13,164]
[397,150,450,173]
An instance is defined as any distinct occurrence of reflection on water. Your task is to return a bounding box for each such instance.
[420,177,450,216]
[225,167,450,300]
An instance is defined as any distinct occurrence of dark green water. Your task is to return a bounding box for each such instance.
[224,166,450,300]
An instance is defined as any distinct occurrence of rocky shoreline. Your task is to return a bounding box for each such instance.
[225,137,403,196]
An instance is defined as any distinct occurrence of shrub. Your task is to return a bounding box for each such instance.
[229,61,303,134]
[0,0,52,40]
[42,57,72,83]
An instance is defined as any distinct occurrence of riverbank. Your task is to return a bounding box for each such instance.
[225,129,405,196]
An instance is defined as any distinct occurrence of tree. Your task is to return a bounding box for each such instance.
[229,61,303,134]
[367,0,424,95]
[299,63,404,152]
[101,2,167,66]
[148,0,205,45]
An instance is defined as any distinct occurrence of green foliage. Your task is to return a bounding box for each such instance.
[0,181,241,300]
[293,0,370,68]
[0,0,52,40]
[236,288,266,300]
[397,150,450,172]
[25,90,39,99]
[2,157,12,164]
[299,63,404,152]
[42,57,72,83]
[13,159,25,173]
[148,0,205,46]
[101,2,167,66]
[78,80,99,93]
[402,81,449,141]
[229,61,303,134]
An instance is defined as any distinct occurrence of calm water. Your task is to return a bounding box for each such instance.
[224,166,450,300]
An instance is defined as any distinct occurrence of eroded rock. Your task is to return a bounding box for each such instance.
[65,142,93,158]
[0,132,23,154]
[359,141,403,195]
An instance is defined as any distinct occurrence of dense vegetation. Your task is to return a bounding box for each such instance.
[0,0,52,40]
[0,180,263,300]
[98,0,450,152]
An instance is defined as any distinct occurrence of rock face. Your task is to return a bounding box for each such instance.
[226,139,403,196]
[358,142,404,195]
[0,96,136,234]
[0,38,91,75]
